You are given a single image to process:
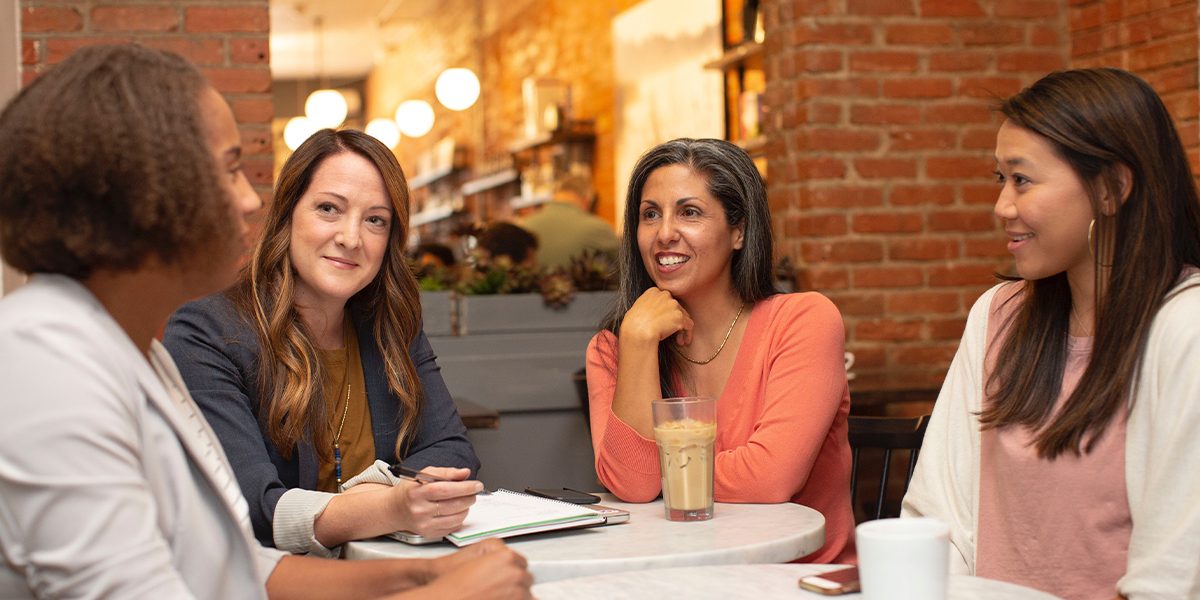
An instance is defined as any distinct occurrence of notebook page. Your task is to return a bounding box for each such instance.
[447,489,605,544]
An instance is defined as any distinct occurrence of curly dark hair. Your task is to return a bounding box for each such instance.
[0,44,234,279]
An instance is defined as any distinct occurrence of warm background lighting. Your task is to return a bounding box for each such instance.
[394,99,435,138]
[435,67,481,111]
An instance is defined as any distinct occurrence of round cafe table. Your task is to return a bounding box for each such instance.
[344,493,825,583]
[531,564,1062,599]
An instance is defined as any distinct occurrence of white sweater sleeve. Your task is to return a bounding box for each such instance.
[901,284,999,576]
[1119,280,1200,599]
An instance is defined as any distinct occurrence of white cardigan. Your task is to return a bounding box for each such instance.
[0,275,285,598]
[902,274,1200,599]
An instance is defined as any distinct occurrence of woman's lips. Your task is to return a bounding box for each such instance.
[654,253,689,274]
[323,256,358,269]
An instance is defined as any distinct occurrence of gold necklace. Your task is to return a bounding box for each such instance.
[674,303,745,365]
[332,348,351,487]
[1069,305,1093,337]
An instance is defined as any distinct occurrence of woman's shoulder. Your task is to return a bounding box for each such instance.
[758,291,842,322]
[165,290,256,347]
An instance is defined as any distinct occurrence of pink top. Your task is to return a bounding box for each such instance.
[976,283,1131,600]
[586,293,855,564]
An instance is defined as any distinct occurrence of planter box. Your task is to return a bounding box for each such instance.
[418,291,454,337]
[457,291,616,334]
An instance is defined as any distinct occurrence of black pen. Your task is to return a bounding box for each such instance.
[387,463,491,494]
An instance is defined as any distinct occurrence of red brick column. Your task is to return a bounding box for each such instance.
[19,1,274,200]
[764,0,1068,385]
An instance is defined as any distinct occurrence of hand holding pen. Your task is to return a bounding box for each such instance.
[386,463,485,538]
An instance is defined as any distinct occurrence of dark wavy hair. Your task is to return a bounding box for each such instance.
[230,129,424,462]
[983,68,1200,458]
[602,138,777,396]
[0,44,232,279]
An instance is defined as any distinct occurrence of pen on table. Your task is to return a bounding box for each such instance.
[387,463,491,494]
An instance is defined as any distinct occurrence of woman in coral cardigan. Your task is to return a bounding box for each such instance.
[586,138,855,563]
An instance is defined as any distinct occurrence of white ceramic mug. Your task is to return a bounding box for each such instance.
[844,351,856,380]
[856,517,950,600]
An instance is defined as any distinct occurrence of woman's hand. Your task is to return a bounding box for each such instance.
[418,539,533,600]
[389,467,482,538]
[620,287,694,347]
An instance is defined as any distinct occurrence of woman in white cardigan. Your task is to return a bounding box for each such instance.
[903,68,1200,600]
[0,44,530,599]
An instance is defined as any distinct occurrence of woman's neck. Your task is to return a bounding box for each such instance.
[84,264,195,356]
[679,286,744,342]
[295,300,347,350]
[1066,264,1098,336]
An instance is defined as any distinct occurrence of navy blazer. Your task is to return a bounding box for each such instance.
[163,293,479,547]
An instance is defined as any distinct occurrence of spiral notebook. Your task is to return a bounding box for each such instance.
[444,489,608,546]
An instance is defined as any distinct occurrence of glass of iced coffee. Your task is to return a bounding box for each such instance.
[651,396,717,521]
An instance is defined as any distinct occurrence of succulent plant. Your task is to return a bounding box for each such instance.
[567,249,617,292]
[539,270,576,309]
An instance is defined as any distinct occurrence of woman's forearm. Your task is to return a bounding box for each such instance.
[611,332,662,439]
[313,490,396,547]
[266,555,433,600]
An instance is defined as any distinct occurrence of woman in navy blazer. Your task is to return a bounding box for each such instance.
[165,129,480,556]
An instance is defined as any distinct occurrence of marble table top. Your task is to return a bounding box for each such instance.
[531,564,1062,599]
[344,494,825,584]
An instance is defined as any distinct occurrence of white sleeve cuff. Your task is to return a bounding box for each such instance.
[340,459,400,490]
[272,488,340,557]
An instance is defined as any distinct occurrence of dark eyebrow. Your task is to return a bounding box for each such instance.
[674,196,701,205]
[223,146,242,163]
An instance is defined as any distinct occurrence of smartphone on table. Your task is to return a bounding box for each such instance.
[524,487,601,504]
[798,566,860,595]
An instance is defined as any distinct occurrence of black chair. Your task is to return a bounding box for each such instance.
[848,414,931,521]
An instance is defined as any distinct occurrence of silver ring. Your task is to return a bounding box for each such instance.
[435,501,440,517]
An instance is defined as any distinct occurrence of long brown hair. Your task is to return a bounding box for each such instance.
[982,68,1200,458]
[231,129,424,461]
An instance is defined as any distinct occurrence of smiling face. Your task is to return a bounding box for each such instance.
[288,151,394,313]
[636,164,744,304]
[993,120,1096,285]
[196,86,261,292]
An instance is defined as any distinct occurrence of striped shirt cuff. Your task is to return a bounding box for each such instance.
[273,488,339,557]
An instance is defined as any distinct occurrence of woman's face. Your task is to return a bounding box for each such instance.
[636,164,744,303]
[197,86,261,291]
[993,120,1096,285]
[289,151,393,312]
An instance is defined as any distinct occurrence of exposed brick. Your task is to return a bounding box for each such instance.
[92,6,179,32]
[893,343,959,366]
[231,97,275,124]
[890,129,956,151]
[885,24,954,44]
[959,76,1023,99]
[801,240,886,263]
[995,0,1061,17]
[960,24,1023,45]
[203,67,272,94]
[21,7,82,33]
[965,238,1010,258]
[890,184,956,205]
[928,263,999,286]
[795,23,874,45]
[850,51,919,72]
[21,40,37,65]
[920,0,985,17]
[805,186,886,209]
[825,292,886,317]
[857,319,924,341]
[928,209,996,232]
[928,155,994,179]
[883,77,954,99]
[924,102,993,125]
[801,50,844,72]
[997,50,1067,72]
[889,238,960,260]
[142,38,224,66]
[963,183,1001,205]
[797,157,848,179]
[1128,39,1197,71]
[46,37,134,64]
[929,317,968,340]
[1070,4,1104,31]
[801,78,879,99]
[239,126,272,158]
[805,128,882,151]
[231,38,271,65]
[929,51,990,71]
[961,127,998,150]
[800,267,852,290]
[849,0,918,16]
[853,213,924,233]
[855,157,918,178]
[851,104,921,125]
[185,7,269,33]
[887,291,961,315]
[242,156,274,187]
[787,214,848,236]
[1031,25,1061,47]
[854,266,925,288]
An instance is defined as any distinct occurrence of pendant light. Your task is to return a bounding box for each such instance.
[435,67,481,111]
[365,118,401,149]
[394,99,434,138]
[304,16,347,129]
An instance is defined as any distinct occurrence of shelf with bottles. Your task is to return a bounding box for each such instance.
[508,119,595,215]
[707,0,767,173]
[409,137,469,230]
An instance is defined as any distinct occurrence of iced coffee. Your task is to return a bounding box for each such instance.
[651,396,717,521]
[654,418,717,521]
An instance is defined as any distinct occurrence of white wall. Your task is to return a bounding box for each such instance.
[0,1,22,295]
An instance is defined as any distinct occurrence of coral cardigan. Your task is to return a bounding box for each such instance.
[586,293,856,563]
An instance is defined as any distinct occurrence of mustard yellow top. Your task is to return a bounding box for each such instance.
[315,321,374,493]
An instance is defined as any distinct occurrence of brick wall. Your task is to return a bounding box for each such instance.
[367,0,642,224]
[764,0,1068,387]
[1069,0,1199,172]
[19,1,274,201]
